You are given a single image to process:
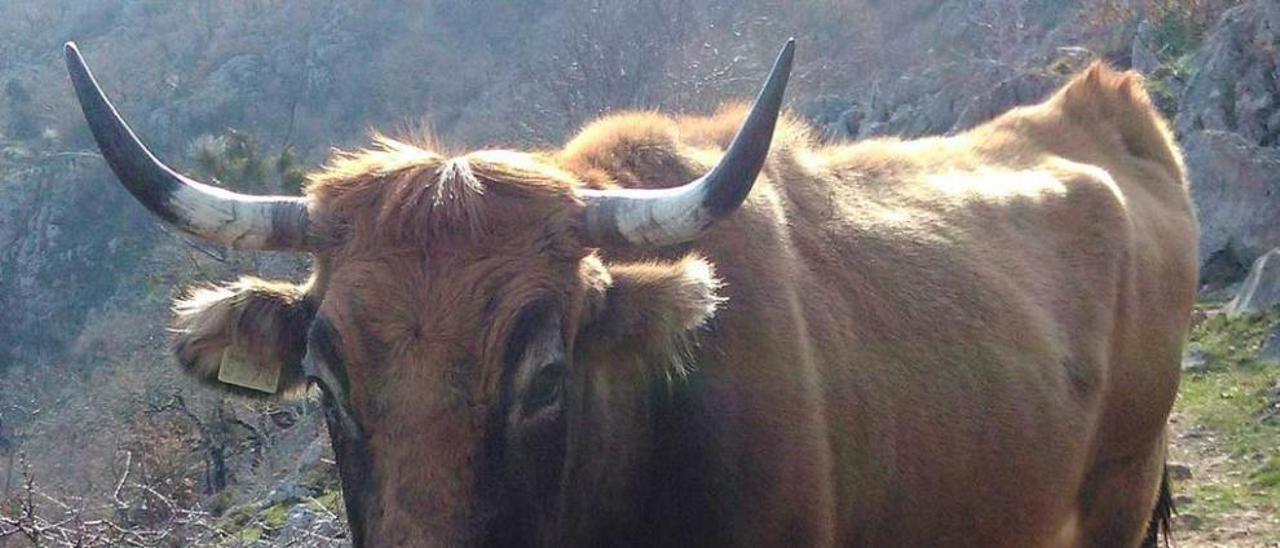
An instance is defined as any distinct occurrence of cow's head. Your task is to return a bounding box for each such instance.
[66,40,792,546]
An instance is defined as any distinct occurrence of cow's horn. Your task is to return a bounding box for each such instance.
[578,38,794,247]
[65,42,313,251]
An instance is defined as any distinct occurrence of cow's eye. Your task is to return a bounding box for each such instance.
[523,360,566,414]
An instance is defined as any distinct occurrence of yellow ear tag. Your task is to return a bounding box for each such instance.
[218,347,281,394]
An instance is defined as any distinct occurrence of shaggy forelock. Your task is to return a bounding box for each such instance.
[303,136,586,251]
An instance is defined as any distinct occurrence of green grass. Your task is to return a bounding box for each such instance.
[1186,307,1280,368]
[310,489,343,516]
[238,527,264,543]
[213,483,345,545]
[261,502,290,529]
[1174,307,1280,527]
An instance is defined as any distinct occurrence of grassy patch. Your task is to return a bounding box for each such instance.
[261,502,291,529]
[310,489,343,516]
[1186,307,1280,368]
[1174,308,1280,527]
[211,483,344,544]
[238,527,264,544]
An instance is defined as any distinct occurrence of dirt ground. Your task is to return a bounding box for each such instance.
[1168,411,1280,547]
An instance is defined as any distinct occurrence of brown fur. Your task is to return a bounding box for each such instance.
[580,255,724,379]
[170,62,1196,547]
[171,277,315,398]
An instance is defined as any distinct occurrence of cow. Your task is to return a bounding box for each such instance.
[65,38,1197,547]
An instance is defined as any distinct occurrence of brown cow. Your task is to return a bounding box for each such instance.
[66,38,1196,547]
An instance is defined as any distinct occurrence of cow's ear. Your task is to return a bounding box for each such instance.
[581,255,723,371]
[171,277,316,398]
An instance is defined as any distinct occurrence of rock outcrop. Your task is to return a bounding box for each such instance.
[0,148,156,363]
[834,60,1071,141]
[1227,248,1280,317]
[1176,1,1280,277]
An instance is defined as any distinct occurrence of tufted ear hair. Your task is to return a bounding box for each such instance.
[559,254,723,543]
[580,255,724,377]
[171,277,317,398]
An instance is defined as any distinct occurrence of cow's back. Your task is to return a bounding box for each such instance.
[678,65,1196,546]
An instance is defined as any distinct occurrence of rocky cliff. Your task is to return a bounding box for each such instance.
[1177,1,1280,286]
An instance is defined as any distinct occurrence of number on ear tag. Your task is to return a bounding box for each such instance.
[218,347,281,394]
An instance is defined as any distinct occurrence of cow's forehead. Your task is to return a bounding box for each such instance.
[318,245,582,344]
[304,138,590,261]
[305,139,581,206]
[309,221,595,394]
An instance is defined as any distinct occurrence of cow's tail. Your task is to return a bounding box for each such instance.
[1142,464,1175,548]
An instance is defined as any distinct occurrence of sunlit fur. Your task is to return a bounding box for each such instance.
[169,63,1197,547]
